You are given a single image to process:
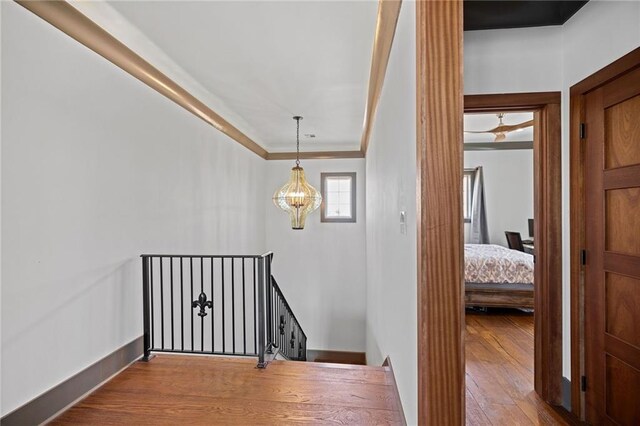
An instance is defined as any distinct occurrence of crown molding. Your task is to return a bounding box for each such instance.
[360,0,402,155]
[17,0,399,161]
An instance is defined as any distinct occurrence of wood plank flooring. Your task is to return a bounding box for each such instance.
[49,355,404,425]
[465,309,569,425]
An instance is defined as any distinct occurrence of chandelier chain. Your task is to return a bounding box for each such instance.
[295,117,300,167]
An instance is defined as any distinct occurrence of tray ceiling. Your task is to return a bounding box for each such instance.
[109,1,378,153]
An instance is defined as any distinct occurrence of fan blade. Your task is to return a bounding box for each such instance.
[493,119,534,134]
[465,119,533,135]
[494,133,507,142]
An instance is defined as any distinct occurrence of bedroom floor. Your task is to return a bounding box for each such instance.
[465,309,569,425]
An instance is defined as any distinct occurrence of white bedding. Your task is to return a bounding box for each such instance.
[464,244,534,285]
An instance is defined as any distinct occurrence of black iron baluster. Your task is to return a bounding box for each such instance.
[221,257,226,353]
[211,256,216,353]
[290,314,294,359]
[150,257,154,350]
[170,257,174,350]
[190,257,194,351]
[281,299,285,351]
[160,257,164,350]
[257,257,265,367]
[266,260,273,350]
[278,298,287,348]
[180,257,184,351]
[274,287,277,352]
[142,256,151,361]
[232,258,236,353]
[200,257,204,352]
[242,258,246,355]
[253,258,257,354]
[279,299,284,351]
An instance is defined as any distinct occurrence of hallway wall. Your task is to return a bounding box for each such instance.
[264,158,367,352]
[1,2,266,415]
[365,2,418,424]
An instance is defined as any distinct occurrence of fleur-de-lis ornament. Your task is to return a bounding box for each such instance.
[192,292,213,317]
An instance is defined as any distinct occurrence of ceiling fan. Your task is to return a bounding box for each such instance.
[465,113,533,142]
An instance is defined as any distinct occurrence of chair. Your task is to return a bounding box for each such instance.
[505,231,525,252]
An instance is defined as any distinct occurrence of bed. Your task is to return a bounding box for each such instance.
[464,244,534,309]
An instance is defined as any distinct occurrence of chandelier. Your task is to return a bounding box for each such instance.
[273,116,322,230]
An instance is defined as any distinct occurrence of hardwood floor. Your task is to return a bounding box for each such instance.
[465,309,569,425]
[49,355,404,425]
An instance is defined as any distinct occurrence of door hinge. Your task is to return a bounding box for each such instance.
[581,375,587,392]
[580,123,586,139]
[581,249,587,266]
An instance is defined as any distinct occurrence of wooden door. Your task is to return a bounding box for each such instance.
[584,66,640,425]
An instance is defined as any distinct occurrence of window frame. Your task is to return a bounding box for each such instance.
[463,169,475,223]
[320,172,357,223]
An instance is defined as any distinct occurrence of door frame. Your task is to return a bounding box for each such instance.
[464,92,563,405]
[569,46,640,420]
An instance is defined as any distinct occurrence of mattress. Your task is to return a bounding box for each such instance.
[464,244,534,285]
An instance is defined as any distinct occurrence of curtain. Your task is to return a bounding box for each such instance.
[469,166,489,244]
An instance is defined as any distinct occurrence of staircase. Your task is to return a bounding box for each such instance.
[48,252,405,424]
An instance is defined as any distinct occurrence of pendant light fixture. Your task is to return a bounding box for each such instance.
[273,116,322,230]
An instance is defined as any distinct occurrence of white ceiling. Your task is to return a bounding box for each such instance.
[464,112,534,143]
[108,1,378,152]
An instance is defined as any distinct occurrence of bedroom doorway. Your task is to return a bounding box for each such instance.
[463,93,563,418]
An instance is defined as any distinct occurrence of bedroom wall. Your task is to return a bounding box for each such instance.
[264,158,367,353]
[464,149,534,246]
[1,2,266,416]
[365,2,417,424]
[465,0,640,380]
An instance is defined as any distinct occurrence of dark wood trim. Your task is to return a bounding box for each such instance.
[266,151,365,160]
[570,47,640,96]
[465,92,561,111]
[305,350,366,365]
[0,337,143,426]
[534,102,563,405]
[416,1,465,424]
[464,141,533,151]
[361,0,402,154]
[382,357,407,426]
[569,90,586,419]
[463,92,563,406]
[569,46,640,421]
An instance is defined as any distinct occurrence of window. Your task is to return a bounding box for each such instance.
[321,172,356,223]
[463,169,475,222]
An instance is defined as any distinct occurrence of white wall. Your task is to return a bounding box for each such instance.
[365,2,417,424]
[1,2,266,415]
[464,150,534,246]
[465,0,640,379]
[265,158,367,352]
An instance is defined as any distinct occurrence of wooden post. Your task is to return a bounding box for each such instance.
[416,1,464,424]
